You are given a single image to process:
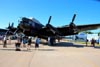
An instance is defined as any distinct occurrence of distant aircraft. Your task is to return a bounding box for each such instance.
[0,14,100,45]
[75,32,87,40]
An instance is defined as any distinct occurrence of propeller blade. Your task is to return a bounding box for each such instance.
[48,16,52,24]
[5,30,9,35]
[11,22,14,27]
[14,28,18,35]
[72,14,76,23]
[9,22,10,27]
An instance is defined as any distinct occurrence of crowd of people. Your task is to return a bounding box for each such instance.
[2,35,40,51]
[85,38,100,47]
[1,34,100,51]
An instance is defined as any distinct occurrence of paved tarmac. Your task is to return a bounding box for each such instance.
[0,40,100,67]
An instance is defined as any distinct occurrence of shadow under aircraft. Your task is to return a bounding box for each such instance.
[0,14,100,45]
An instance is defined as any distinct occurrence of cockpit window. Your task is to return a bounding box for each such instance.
[31,18,43,26]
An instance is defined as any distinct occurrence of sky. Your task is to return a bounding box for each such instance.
[0,0,100,32]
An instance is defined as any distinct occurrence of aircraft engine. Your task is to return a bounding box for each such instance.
[69,14,78,33]
[5,23,16,35]
[45,16,61,35]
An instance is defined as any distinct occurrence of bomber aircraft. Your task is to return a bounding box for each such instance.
[0,14,100,45]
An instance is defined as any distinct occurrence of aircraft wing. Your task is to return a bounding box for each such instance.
[0,28,17,35]
[38,23,100,37]
[0,28,8,31]
[76,23,100,32]
[57,23,100,32]
[0,28,8,35]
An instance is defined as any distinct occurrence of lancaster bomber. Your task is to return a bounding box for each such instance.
[0,14,100,44]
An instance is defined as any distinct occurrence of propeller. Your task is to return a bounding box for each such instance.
[5,20,24,36]
[69,14,76,28]
[69,14,78,33]
[5,22,16,35]
[7,22,14,29]
[45,16,52,28]
[71,14,76,23]
[45,16,61,35]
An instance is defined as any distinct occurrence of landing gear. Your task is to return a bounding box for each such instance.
[48,37,55,46]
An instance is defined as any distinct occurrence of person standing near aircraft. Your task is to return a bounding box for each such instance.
[48,37,51,45]
[86,39,88,46]
[3,35,7,48]
[91,38,95,47]
[8,36,11,45]
[22,36,27,47]
[35,36,40,49]
[27,37,32,50]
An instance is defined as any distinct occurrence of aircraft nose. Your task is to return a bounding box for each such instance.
[19,21,31,30]
[18,21,24,29]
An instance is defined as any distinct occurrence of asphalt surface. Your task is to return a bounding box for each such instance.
[0,40,100,67]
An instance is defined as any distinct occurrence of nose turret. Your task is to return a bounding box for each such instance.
[18,17,31,31]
